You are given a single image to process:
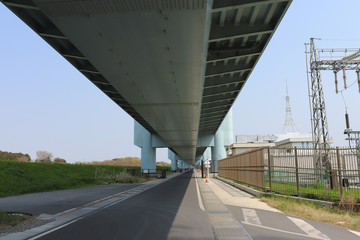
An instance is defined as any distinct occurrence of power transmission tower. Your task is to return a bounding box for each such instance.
[282,83,298,134]
[306,38,360,171]
[307,38,331,170]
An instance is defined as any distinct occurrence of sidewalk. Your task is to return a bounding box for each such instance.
[195,172,360,240]
[195,172,253,240]
[205,176,280,212]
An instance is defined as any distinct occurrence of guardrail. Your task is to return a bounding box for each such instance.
[218,147,360,201]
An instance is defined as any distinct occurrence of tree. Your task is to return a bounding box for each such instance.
[0,151,31,161]
[36,151,53,163]
[53,157,66,164]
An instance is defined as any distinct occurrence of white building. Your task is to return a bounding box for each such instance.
[227,132,313,157]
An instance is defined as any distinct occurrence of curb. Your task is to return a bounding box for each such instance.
[215,176,262,197]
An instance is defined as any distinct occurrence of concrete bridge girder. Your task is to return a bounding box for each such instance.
[1,0,292,167]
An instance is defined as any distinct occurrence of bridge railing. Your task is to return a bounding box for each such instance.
[218,147,360,201]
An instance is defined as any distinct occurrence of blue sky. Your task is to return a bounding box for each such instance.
[1,0,360,163]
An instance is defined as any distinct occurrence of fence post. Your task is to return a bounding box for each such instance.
[267,147,272,192]
[336,147,343,199]
[294,147,300,197]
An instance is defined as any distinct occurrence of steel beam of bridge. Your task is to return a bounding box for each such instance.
[1,0,292,166]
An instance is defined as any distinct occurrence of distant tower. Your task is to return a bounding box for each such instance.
[282,83,298,133]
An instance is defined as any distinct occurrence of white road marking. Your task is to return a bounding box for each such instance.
[288,217,330,240]
[195,173,205,211]
[243,208,261,225]
[54,185,144,216]
[242,221,328,240]
[348,229,360,237]
[28,217,84,240]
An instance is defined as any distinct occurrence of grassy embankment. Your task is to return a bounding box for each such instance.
[0,160,169,198]
[260,194,360,231]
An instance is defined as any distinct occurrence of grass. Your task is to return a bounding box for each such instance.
[265,181,360,202]
[0,211,30,230]
[260,194,360,231]
[0,160,160,197]
[228,177,359,203]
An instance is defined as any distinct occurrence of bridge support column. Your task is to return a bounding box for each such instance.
[168,150,178,171]
[141,127,156,173]
[211,108,233,173]
[171,157,177,172]
[134,121,157,174]
[211,130,225,173]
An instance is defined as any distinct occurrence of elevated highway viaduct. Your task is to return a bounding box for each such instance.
[1,0,292,171]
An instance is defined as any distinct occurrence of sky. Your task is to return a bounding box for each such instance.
[1,0,359,163]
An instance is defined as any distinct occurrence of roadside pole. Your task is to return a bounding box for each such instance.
[201,160,204,178]
[205,160,210,183]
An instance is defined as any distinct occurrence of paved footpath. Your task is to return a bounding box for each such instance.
[202,174,360,240]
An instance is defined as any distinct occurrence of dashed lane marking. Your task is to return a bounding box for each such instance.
[242,208,261,225]
[241,221,329,240]
[288,217,330,240]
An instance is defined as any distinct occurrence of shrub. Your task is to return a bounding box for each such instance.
[53,157,66,164]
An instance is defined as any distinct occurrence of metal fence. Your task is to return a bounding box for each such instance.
[218,148,265,189]
[218,147,360,201]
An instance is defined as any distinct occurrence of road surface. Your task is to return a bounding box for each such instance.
[1,170,359,240]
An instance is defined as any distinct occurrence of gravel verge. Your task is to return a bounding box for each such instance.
[0,214,54,237]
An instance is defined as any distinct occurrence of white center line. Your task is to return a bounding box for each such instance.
[243,208,261,225]
[288,216,330,240]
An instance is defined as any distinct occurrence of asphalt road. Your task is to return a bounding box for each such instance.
[2,171,360,240]
[0,183,142,215]
[37,171,214,240]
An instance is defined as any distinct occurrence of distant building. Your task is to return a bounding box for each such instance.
[274,132,313,148]
[235,134,277,144]
[227,132,313,157]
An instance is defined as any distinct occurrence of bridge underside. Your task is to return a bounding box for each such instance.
[2,0,291,165]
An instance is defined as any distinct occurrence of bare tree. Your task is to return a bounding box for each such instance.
[36,151,53,163]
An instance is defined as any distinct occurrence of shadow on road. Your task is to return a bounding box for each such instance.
[39,171,193,240]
